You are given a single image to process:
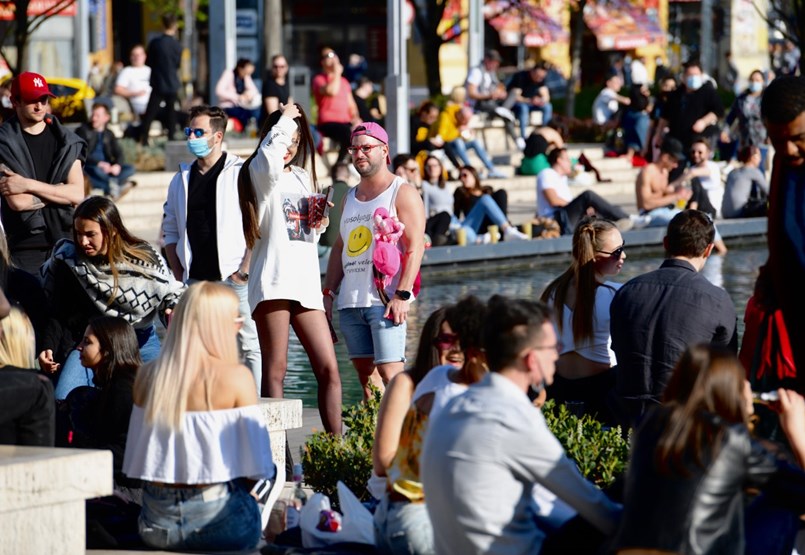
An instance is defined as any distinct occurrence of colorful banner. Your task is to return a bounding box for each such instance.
[483,0,569,47]
[583,0,666,51]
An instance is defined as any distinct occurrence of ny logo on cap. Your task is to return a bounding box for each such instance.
[33,78,43,88]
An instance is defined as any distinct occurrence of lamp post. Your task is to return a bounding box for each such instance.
[385,0,410,156]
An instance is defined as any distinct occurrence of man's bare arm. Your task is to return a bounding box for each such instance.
[636,166,678,211]
[543,188,568,208]
[2,160,85,211]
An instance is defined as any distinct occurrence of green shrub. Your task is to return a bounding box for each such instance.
[541,399,630,488]
[301,386,381,510]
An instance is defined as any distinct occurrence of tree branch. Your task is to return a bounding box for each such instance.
[28,0,77,35]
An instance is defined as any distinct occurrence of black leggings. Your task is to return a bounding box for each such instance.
[557,190,628,234]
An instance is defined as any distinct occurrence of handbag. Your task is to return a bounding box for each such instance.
[739,295,796,389]
[741,181,768,218]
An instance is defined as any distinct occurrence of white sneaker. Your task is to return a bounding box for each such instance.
[504,226,530,241]
[630,214,652,229]
[478,232,492,244]
[516,137,526,151]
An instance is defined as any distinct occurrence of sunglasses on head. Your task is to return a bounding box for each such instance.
[184,127,209,138]
[433,332,459,350]
[597,243,626,258]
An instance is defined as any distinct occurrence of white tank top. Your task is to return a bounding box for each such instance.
[338,176,405,309]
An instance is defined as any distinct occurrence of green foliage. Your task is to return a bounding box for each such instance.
[542,399,630,488]
[118,138,166,171]
[302,386,382,511]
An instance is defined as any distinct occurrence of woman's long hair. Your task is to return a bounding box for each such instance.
[134,281,241,430]
[0,307,35,368]
[655,345,749,475]
[540,217,616,343]
[238,103,318,249]
[87,316,141,388]
[73,196,155,302]
[408,305,451,386]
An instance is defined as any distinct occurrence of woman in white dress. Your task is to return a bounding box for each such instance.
[238,102,342,434]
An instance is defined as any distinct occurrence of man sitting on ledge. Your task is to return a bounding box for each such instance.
[536,147,635,234]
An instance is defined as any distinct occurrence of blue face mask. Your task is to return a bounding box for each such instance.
[187,137,212,158]
[749,81,764,93]
[686,75,703,91]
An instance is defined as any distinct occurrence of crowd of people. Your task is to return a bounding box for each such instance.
[1,40,804,554]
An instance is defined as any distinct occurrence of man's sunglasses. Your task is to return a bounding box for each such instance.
[597,243,626,258]
[184,127,210,138]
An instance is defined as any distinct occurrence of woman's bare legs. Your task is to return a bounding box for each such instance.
[292,307,343,434]
[253,300,293,398]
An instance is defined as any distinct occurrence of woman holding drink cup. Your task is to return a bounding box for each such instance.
[238,102,342,434]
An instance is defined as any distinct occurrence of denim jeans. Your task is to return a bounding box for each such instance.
[374,495,435,555]
[139,481,262,552]
[54,325,161,400]
[339,305,407,364]
[622,111,649,152]
[84,164,136,195]
[225,277,262,390]
[514,102,553,138]
[445,138,495,170]
[642,206,681,228]
[459,194,508,243]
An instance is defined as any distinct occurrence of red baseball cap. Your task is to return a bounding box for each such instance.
[11,72,55,103]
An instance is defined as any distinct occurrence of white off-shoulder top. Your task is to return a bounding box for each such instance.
[122,404,274,484]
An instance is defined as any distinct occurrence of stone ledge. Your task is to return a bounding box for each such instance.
[258,398,304,431]
[0,446,112,511]
[0,446,112,555]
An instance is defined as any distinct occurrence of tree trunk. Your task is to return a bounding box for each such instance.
[13,0,30,74]
[565,1,586,119]
[413,0,446,97]
[422,36,443,97]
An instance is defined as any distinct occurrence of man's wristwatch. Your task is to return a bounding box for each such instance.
[236,270,249,281]
[394,289,412,301]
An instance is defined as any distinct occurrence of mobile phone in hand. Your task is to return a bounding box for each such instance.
[322,186,335,220]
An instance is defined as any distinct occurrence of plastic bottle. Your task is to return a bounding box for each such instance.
[285,462,307,529]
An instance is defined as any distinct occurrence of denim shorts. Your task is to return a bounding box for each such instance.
[138,481,261,551]
[339,305,407,364]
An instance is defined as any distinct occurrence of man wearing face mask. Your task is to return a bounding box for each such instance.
[161,105,262,387]
[422,295,622,555]
[652,60,724,157]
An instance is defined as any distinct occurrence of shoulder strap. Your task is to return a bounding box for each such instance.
[388,176,404,217]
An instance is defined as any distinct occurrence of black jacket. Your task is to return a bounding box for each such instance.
[610,259,738,402]
[146,33,182,94]
[75,125,125,166]
[616,407,805,554]
[0,114,86,248]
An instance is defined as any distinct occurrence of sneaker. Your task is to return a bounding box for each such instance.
[478,232,492,244]
[630,214,652,229]
[487,169,507,179]
[504,226,530,241]
[515,137,526,151]
[615,218,634,232]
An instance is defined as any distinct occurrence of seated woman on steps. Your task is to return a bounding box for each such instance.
[452,166,529,243]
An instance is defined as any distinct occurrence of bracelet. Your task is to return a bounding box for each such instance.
[322,288,336,300]
[236,270,249,281]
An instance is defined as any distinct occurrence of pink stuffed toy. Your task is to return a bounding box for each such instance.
[372,207,406,299]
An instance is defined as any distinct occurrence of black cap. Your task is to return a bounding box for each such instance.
[660,137,685,161]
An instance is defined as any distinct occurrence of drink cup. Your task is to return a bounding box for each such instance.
[456,227,467,246]
[488,224,499,244]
